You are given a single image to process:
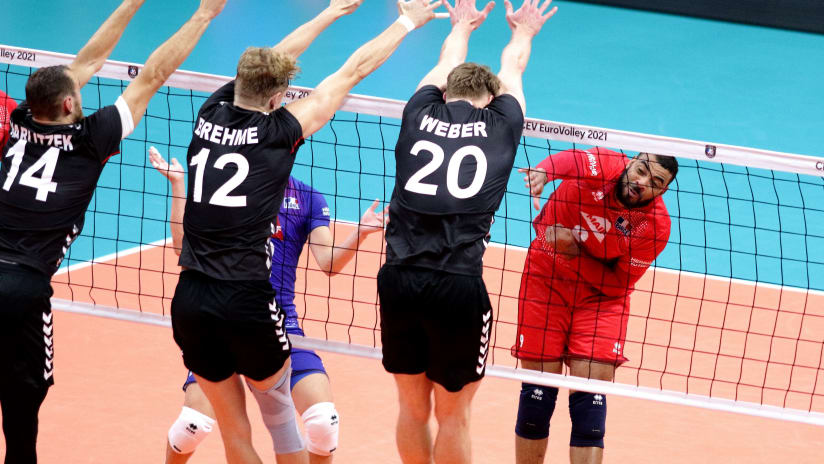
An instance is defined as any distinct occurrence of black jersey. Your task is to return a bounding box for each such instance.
[179,81,305,281]
[385,85,524,276]
[0,98,131,276]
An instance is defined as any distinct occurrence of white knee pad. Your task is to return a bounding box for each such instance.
[168,406,216,454]
[246,369,305,455]
[301,402,340,456]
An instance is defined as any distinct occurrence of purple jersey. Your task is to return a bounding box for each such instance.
[270,176,331,334]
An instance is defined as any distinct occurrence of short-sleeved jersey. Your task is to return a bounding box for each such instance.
[1,91,18,147]
[532,147,671,305]
[179,81,305,281]
[0,97,131,276]
[269,176,330,333]
[385,85,524,276]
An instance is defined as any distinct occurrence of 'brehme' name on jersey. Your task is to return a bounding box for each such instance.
[8,122,74,150]
[419,114,488,138]
[194,116,259,146]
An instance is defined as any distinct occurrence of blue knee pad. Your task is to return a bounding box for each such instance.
[569,392,606,448]
[515,383,558,440]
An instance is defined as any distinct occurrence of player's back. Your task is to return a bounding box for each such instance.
[179,81,304,282]
[0,99,128,276]
[386,85,524,276]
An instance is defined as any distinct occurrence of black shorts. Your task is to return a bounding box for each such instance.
[0,261,54,391]
[171,270,290,383]
[377,265,493,392]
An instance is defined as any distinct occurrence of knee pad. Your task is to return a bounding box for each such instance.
[246,368,305,455]
[568,391,606,448]
[168,406,216,454]
[515,383,558,440]
[301,401,340,456]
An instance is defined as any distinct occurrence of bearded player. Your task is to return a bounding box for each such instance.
[512,148,677,464]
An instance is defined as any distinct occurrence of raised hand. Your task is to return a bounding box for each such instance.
[198,0,227,19]
[359,199,389,234]
[329,0,364,16]
[504,0,557,36]
[149,146,185,184]
[398,0,444,29]
[517,167,548,210]
[443,0,496,30]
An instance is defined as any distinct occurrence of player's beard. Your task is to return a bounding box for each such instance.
[616,168,653,209]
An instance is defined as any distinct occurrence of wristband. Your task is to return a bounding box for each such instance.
[396,15,415,32]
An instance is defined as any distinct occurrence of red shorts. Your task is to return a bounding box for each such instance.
[512,246,629,365]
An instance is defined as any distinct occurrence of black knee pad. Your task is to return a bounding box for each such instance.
[515,383,558,440]
[569,391,606,448]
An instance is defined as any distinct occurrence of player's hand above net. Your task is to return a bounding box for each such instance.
[196,0,227,20]
[329,0,364,16]
[398,0,445,29]
[444,0,496,30]
[504,0,557,36]
[149,146,185,184]
[517,167,548,210]
[359,199,389,235]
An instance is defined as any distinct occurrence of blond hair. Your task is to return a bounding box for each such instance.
[444,63,501,101]
[235,47,300,103]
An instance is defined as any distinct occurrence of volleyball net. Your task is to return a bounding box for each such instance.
[2,45,823,426]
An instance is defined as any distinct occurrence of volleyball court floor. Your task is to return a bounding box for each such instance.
[1,222,821,463]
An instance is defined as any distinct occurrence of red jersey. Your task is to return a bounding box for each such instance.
[531,147,671,306]
[0,91,17,148]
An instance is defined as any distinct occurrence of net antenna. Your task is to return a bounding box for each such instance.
[3,44,824,427]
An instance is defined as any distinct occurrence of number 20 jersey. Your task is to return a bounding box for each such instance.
[0,98,131,276]
[179,81,305,281]
[385,86,524,276]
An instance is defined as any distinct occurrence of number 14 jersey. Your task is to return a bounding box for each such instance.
[385,86,524,276]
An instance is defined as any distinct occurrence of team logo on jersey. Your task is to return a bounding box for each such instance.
[612,342,622,355]
[271,217,284,241]
[580,212,611,242]
[322,206,330,217]
[591,190,605,202]
[284,196,300,210]
[586,152,600,176]
[615,216,632,236]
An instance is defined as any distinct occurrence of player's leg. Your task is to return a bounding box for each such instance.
[565,303,627,464]
[195,373,264,464]
[393,373,434,464]
[0,263,54,464]
[171,271,267,464]
[165,374,216,464]
[515,360,563,464]
[234,289,307,464]
[566,360,614,464]
[512,248,571,464]
[377,265,432,464]
[431,380,481,464]
[290,349,338,463]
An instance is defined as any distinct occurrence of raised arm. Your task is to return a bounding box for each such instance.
[416,0,495,90]
[286,0,442,138]
[309,200,387,275]
[148,147,186,255]
[497,0,557,114]
[120,0,226,125]
[272,0,363,59]
[69,0,145,88]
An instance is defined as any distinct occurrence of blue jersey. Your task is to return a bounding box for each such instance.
[269,176,330,335]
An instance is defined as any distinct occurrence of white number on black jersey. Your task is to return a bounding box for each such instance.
[404,140,488,199]
[190,147,249,207]
[2,140,60,202]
